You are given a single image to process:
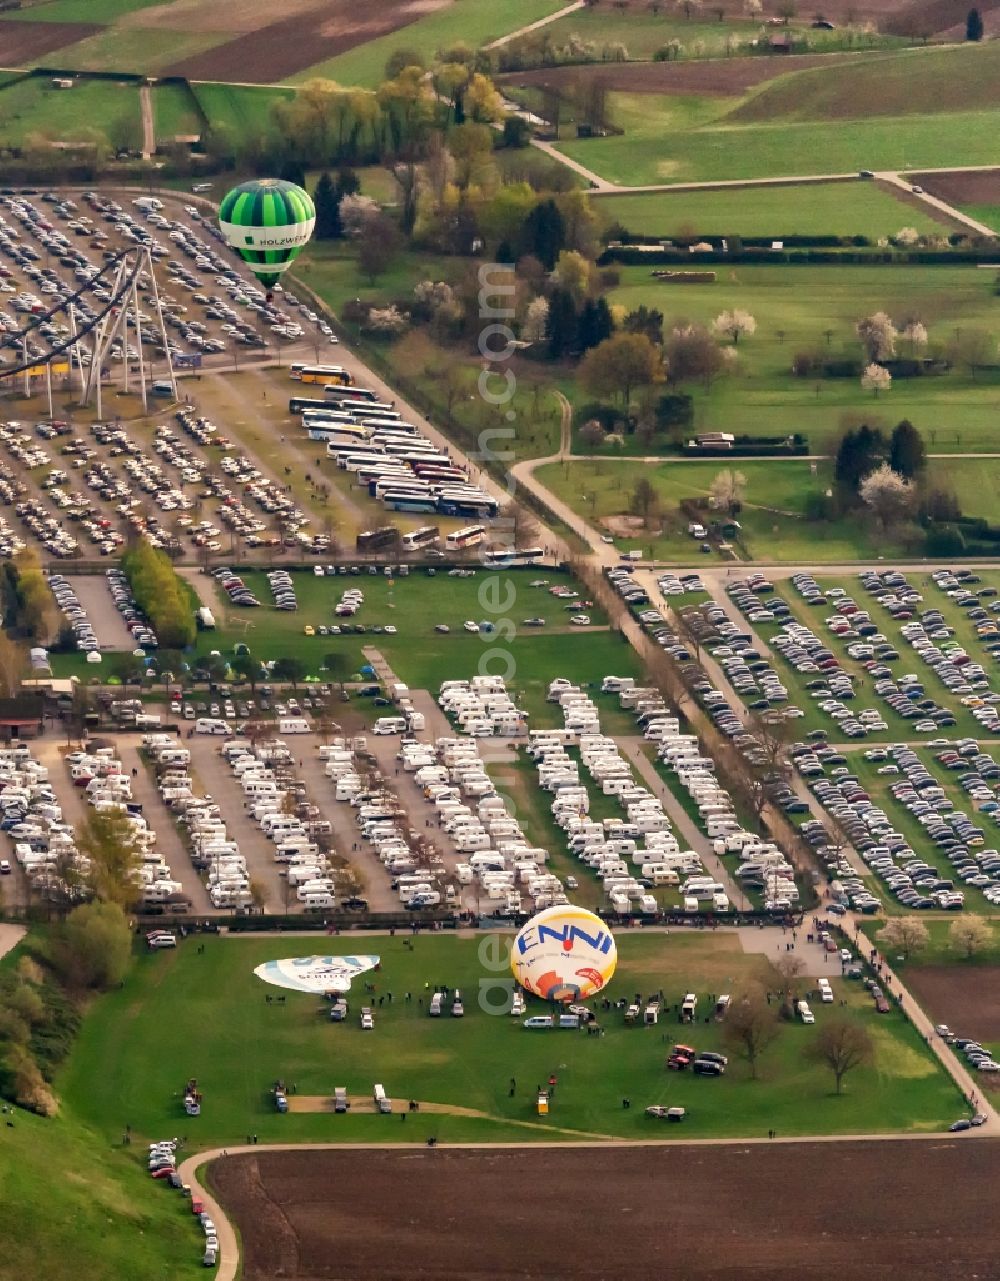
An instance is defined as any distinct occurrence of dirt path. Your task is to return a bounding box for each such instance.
[876,170,997,237]
[139,84,155,160]
[0,923,25,961]
[483,0,585,48]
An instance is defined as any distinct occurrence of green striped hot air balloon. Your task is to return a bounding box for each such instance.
[218,178,315,293]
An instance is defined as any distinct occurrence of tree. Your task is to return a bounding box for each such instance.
[624,305,664,346]
[75,809,143,909]
[856,311,897,362]
[949,327,993,380]
[313,171,339,240]
[710,468,747,514]
[966,6,984,39]
[579,420,606,450]
[0,630,27,699]
[340,193,380,237]
[630,476,660,526]
[900,321,928,350]
[889,419,926,478]
[804,1014,874,1094]
[522,295,549,344]
[665,324,725,388]
[357,214,400,284]
[55,901,132,991]
[712,308,757,344]
[861,362,892,397]
[876,915,930,961]
[232,651,262,690]
[834,424,887,496]
[576,297,613,352]
[546,285,578,360]
[520,198,566,270]
[551,249,592,303]
[859,462,915,528]
[765,953,805,1017]
[272,656,306,688]
[384,47,426,78]
[948,915,993,960]
[722,985,781,1079]
[579,332,659,407]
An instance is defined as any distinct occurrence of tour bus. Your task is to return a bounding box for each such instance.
[411,464,466,484]
[302,408,358,427]
[330,450,389,471]
[356,526,400,552]
[291,364,352,385]
[483,546,545,567]
[290,395,339,415]
[373,476,427,498]
[437,492,500,519]
[323,384,379,403]
[445,524,487,552]
[401,525,440,551]
[305,420,369,443]
[382,491,439,514]
[338,402,401,422]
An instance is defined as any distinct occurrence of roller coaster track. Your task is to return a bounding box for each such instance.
[0,244,169,398]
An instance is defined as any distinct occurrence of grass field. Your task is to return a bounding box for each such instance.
[959,203,1000,234]
[0,0,162,21]
[40,27,222,72]
[0,74,140,145]
[152,81,202,140]
[536,458,896,562]
[595,182,952,239]
[558,92,1000,186]
[730,43,1000,122]
[0,1107,206,1281]
[188,81,293,140]
[860,917,1000,967]
[59,932,964,1145]
[601,262,1000,458]
[289,0,568,87]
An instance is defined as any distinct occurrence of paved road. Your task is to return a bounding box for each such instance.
[64,576,136,651]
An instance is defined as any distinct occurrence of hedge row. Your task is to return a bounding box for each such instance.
[121,540,196,650]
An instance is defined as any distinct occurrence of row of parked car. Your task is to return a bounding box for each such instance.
[147,1138,220,1270]
[48,572,99,653]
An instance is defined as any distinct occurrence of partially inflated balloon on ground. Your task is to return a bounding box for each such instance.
[218,178,315,291]
[511,906,617,1002]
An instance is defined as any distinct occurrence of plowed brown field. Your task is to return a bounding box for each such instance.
[212,1140,1000,1280]
[911,170,1000,206]
[0,20,99,66]
[164,0,450,83]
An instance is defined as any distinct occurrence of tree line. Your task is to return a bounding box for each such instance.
[121,540,196,650]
